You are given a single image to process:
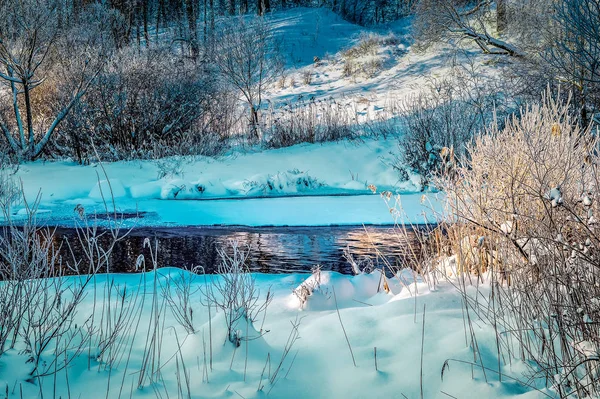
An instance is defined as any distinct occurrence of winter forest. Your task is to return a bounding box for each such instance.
[1,0,600,398]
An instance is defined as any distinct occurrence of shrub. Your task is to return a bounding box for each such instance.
[439,94,600,396]
[302,69,313,85]
[397,69,514,187]
[343,33,380,59]
[204,242,272,347]
[265,97,355,148]
[0,162,17,209]
[57,48,219,162]
[396,90,479,187]
[341,33,390,79]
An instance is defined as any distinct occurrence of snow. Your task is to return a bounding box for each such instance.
[268,8,365,68]
[89,179,127,200]
[130,194,439,227]
[8,139,437,227]
[260,7,491,133]
[0,268,550,399]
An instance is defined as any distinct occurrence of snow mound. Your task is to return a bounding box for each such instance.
[225,170,324,197]
[291,268,396,311]
[130,181,162,199]
[155,170,325,200]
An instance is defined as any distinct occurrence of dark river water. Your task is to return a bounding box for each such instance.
[51,225,422,275]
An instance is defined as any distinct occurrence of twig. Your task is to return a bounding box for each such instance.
[332,286,356,367]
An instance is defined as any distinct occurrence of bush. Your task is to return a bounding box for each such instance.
[57,48,221,162]
[0,158,17,208]
[302,69,313,85]
[397,90,479,187]
[343,33,380,59]
[439,94,600,396]
[265,97,356,148]
[397,68,514,187]
[341,33,393,79]
[204,242,272,347]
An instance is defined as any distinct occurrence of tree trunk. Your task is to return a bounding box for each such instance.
[185,0,199,58]
[23,82,35,160]
[143,0,150,47]
[210,0,214,30]
[204,0,208,46]
[250,106,260,141]
[497,0,507,33]
[257,0,269,14]
[156,0,164,41]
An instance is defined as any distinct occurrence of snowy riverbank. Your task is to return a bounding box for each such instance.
[0,268,549,399]
[6,139,440,227]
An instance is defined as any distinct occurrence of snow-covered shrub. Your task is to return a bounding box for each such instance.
[242,170,323,196]
[439,94,600,396]
[0,193,114,377]
[155,156,185,180]
[343,33,380,59]
[302,69,313,85]
[277,74,288,89]
[342,33,389,79]
[0,163,18,210]
[161,270,198,335]
[397,70,512,187]
[397,92,475,187]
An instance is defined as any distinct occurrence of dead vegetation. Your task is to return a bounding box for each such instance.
[397,93,600,397]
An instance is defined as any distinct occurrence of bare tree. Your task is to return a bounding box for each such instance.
[0,0,105,161]
[414,0,525,57]
[496,0,506,33]
[213,16,282,141]
[546,0,600,124]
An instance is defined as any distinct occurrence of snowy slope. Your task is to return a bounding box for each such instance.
[269,8,366,68]
[263,8,487,127]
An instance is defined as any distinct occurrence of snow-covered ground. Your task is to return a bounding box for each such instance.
[0,268,549,399]
[263,8,485,125]
[8,139,440,227]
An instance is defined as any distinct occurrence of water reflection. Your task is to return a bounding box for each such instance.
[53,226,421,275]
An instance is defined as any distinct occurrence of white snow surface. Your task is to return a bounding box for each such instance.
[9,139,438,226]
[261,7,490,129]
[0,269,549,398]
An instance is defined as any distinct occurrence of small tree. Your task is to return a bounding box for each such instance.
[0,0,105,161]
[213,16,282,141]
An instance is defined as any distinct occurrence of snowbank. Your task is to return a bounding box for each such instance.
[9,139,435,227]
[0,269,549,398]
